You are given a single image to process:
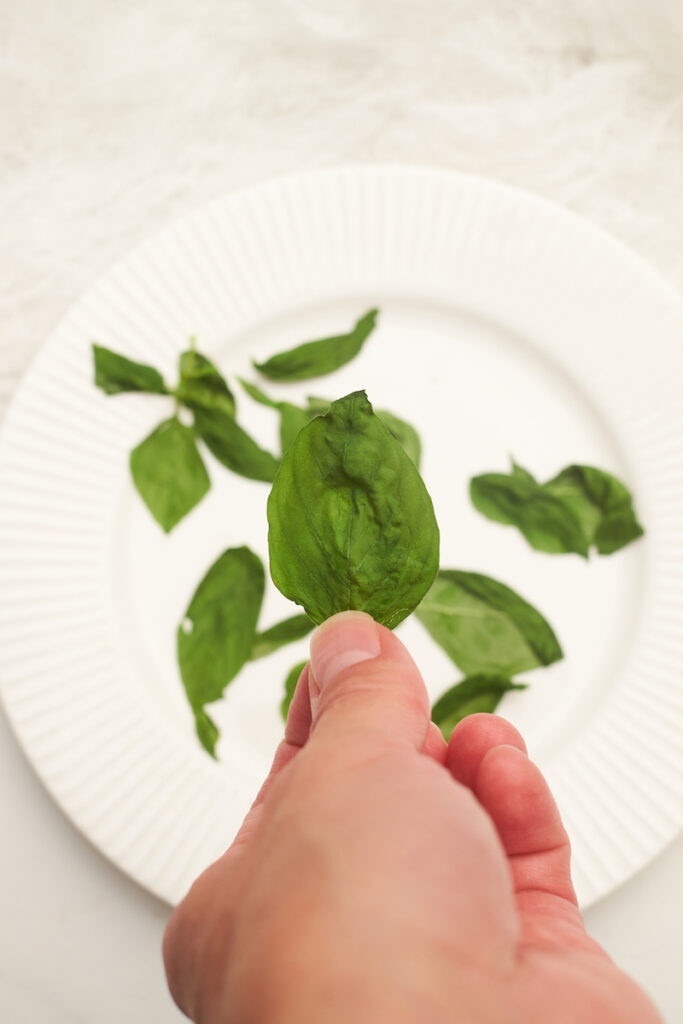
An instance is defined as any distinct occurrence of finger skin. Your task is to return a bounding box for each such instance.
[446,712,527,789]
[308,612,431,753]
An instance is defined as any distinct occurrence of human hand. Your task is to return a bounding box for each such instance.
[163,611,662,1023]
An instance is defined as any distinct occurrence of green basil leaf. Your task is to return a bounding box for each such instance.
[280,660,308,722]
[268,390,440,628]
[251,614,314,660]
[176,348,235,418]
[129,416,210,532]
[177,547,265,753]
[375,409,421,469]
[238,379,311,455]
[510,461,536,484]
[193,407,279,482]
[307,398,421,467]
[416,570,562,676]
[431,676,527,741]
[544,465,644,555]
[306,396,331,415]
[194,708,220,759]
[93,344,168,395]
[254,309,379,381]
[470,470,589,557]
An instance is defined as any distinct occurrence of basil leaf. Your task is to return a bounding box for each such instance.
[176,348,235,418]
[280,660,308,722]
[177,547,265,754]
[238,379,310,455]
[544,465,644,555]
[416,570,562,676]
[251,614,314,660]
[193,407,279,482]
[254,309,378,381]
[194,708,220,759]
[510,461,536,484]
[268,390,439,628]
[308,398,421,467]
[470,469,588,557]
[375,409,421,469]
[432,676,527,741]
[93,344,168,395]
[129,416,210,532]
[306,396,330,415]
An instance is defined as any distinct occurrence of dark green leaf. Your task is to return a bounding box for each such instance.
[93,344,168,395]
[254,309,379,381]
[238,379,311,455]
[544,465,644,555]
[176,348,235,418]
[431,676,527,741]
[194,708,220,759]
[177,547,265,751]
[193,407,279,482]
[268,390,440,628]
[129,416,210,532]
[280,660,308,722]
[470,471,589,557]
[416,570,562,676]
[251,614,314,660]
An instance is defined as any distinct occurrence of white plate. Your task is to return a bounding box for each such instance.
[1,167,682,908]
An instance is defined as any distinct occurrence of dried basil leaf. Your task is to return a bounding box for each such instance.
[129,416,210,532]
[268,390,439,628]
[416,570,562,676]
[254,309,378,381]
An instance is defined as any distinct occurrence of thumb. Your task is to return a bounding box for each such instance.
[307,610,431,751]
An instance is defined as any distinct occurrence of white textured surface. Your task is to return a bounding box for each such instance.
[1,3,683,1021]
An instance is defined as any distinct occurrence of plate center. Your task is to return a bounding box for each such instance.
[111,297,646,772]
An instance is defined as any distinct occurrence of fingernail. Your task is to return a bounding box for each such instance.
[309,611,381,694]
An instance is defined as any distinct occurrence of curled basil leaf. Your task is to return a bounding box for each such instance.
[254,309,378,381]
[471,460,643,557]
[268,391,439,628]
[251,614,314,660]
[470,469,588,557]
[177,547,265,757]
[432,676,527,741]
[176,347,235,419]
[129,416,210,532]
[93,344,168,395]
[193,407,279,482]
[417,570,562,677]
[280,660,308,722]
[544,465,644,555]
